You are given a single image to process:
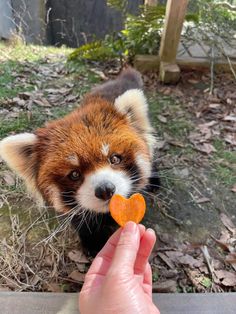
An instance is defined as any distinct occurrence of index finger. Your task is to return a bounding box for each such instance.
[87,224,145,277]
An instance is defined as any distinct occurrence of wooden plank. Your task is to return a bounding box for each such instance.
[159,0,189,83]
[159,0,189,64]
[134,54,236,73]
[0,292,236,314]
[133,55,160,72]
[177,56,236,72]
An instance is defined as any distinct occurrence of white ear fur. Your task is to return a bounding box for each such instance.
[114,89,156,156]
[114,89,148,120]
[0,133,39,195]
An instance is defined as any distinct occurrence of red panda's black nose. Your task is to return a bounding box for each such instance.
[95,181,116,201]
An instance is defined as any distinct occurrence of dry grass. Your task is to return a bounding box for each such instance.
[0,190,86,292]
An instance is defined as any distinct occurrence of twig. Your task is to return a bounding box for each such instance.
[200,245,214,278]
[160,208,182,224]
[212,2,236,11]
[210,46,215,95]
[225,54,236,80]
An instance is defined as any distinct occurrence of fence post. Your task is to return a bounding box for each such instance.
[159,0,189,83]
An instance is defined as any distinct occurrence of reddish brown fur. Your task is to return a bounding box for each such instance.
[33,97,149,210]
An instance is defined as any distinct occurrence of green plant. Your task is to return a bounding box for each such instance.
[69,5,166,62]
[69,3,199,63]
[184,0,236,77]
[122,5,165,57]
[107,0,128,18]
[68,41,116,62]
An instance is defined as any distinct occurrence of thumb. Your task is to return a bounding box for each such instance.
[108,221,140,275]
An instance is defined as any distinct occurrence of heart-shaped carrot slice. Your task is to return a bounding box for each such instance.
[109,193,146,227]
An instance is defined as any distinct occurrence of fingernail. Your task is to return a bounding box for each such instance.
[147,228,155,235]
[123,221,137,233]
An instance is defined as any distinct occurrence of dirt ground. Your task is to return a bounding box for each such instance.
[0,43,235,293]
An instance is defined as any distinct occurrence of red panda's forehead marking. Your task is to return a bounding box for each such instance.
[101,143,109,157]
[67,154,79,166]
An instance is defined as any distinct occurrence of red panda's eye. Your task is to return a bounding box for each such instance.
[110,154,122,165]
[68,170,81,181]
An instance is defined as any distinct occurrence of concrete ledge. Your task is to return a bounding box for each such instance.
[0,292,236,313]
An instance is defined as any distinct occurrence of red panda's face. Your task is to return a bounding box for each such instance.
[35,99,152,213]
[0,86,155,217]
[0,68,156,255]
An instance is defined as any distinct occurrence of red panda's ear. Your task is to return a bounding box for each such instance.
[0,133,39,194]
[114,89,156,156]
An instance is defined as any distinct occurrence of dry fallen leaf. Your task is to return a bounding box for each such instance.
[156,140,167,150]
[188,79,200,84]
[90,68,108,81]
[223,115,236,122]
[195,197,211,204]
[152,279,177,293]
[68,250,90,264]
[1,171,15,186]
[44,88,59,94]
[167,140,185,148]
[157,252,175,269]
[18,91,32,100]
[214,270,236,287]
[194,143,216,155]
[12,97,25,107]
[29,274,41,286]
[68,270,85,283]
[198,124,212,140]
[33,98,51,107]
[224,134,236,146]
[211,235,232,252]
[220,213,236,235]
[65,95,78,102]
[186,269,204,288]
[231,185,236,193]
[225,253,236,272]
[157,115,167,123]
[46,282,62,292]
[177,254,203,268]
[165,251,183,261]
[209,103,221,109]
[225,252,236,265]
[58,87,71,95]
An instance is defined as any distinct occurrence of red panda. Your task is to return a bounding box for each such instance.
[0,68,157,256]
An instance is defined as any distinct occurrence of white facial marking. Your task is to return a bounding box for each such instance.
[77,167,132,213]
[45,185,65,213]
[101,143,109,157]
[67,154,79,166]
[135,154,151,187]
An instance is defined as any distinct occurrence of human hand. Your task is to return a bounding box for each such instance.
[79,221,160,314]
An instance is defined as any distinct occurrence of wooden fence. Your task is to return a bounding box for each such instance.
[135,0,236,82]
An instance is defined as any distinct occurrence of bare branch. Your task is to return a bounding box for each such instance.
[213,2,236,11]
